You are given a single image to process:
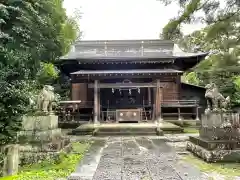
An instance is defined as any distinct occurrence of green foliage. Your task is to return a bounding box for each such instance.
[60,9,82,55]
[184,72,200,85]
[0,1,80,145]
[160,0,240,106]
[159,0,240,41]
[53,75,71,101]
[161,0,201,40]
[0,142,90,180]
[0,81,32,145]
[37,62,59,85]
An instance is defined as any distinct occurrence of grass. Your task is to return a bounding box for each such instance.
[183,127,199,134]
[0,142,90,180]
[182,154,240,178]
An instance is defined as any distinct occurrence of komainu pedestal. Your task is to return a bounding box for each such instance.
[187,112,240,162]
[17,115,70,165]
[18,115,61,142]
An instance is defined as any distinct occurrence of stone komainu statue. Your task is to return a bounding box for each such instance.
[204,83,230,113]
[37,85,56,114]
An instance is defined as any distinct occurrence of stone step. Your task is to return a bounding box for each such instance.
[72,122,182,136]
[95,131,160,136]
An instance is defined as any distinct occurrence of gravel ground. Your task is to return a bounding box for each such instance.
[68,135,240,180]
[69,136,207,180]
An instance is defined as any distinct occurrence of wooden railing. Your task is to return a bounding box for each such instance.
[59,101,93,109]
[57,100,200,123]
[57,101,94,123]
[161,100,199,107]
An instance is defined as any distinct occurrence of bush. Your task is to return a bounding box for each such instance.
[0,80,33,145]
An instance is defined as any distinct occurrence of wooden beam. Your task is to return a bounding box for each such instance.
[88,83,159,89]
[72,74,179,81]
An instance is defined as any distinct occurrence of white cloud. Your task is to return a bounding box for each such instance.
[63,0,205,40]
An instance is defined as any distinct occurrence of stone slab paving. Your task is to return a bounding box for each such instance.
[69,136,208,180]
[92,137,122,180]
[68,139,107,180]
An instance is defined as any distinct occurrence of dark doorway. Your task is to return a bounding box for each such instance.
[101,88,147,109]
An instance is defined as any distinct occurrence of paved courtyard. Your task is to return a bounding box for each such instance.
[69,136,208,180]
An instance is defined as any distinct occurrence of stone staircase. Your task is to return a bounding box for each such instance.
[72,122,183,136]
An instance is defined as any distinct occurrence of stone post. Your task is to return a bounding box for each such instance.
[3,145,19,176]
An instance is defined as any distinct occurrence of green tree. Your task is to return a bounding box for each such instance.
[159,0,240,106]
[184,72,200,85]
[0,0,80,145]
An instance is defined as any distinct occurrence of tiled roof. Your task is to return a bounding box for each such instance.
[61,40,176,60]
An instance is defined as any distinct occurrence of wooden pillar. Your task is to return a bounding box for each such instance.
[178,107,182,120]
[148,87,151,105]
[152,104,156,121]
[153,87,156,120]
[195,106,199,121]
[94,80,99,124]
[98,88,101,121]
[155,80,162,122]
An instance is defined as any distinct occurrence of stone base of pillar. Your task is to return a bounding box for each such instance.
[155,116,163,125]
[94,120,100,125]
[178,116,183,126]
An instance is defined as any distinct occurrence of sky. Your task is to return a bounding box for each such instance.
[63,0,205,40]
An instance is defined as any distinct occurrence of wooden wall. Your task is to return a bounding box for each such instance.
[180,83,206,114]
[161,81,179,100]
[71,83,88,103]
[70,77,181,105]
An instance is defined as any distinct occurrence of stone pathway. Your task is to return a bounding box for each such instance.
[68,136,207,180]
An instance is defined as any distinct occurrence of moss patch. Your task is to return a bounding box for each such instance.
[0,142,90,180]
[183,128,199,134]
[165,120,198,127]
[182,154,240,178]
